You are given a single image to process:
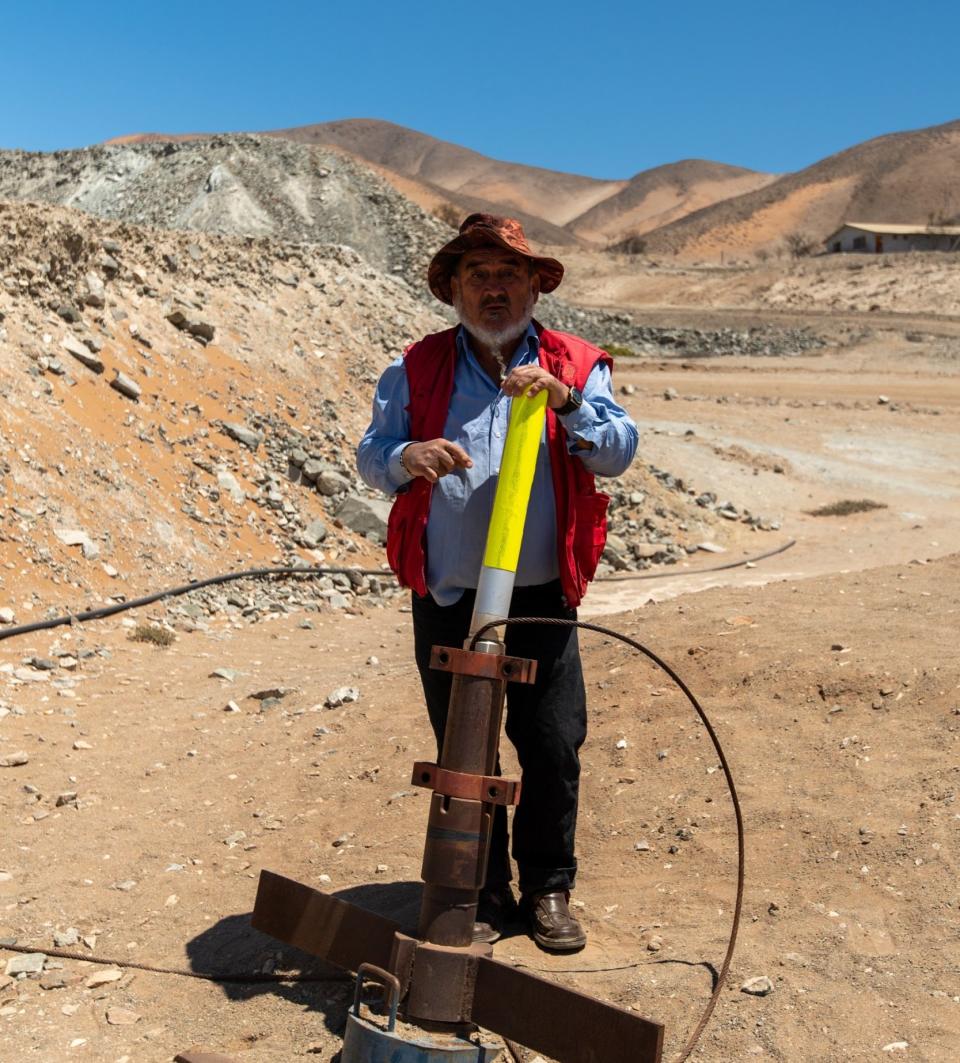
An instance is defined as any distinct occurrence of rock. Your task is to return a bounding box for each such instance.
[0,751,29,767]
[663,387,678,400]
[165,309,215,343]
[324,686,360,708]
[82,272,106,308]
[61,334,104,374]
[210,668,240,681]
[110,370,141,401]
[881,1043,909,1053]
[634,840,651,852]
[0,608,15,624]
[220,422,263,450]
[188,320,215,342]
[57,303,81,323]
[300,459,326,483]
[84,967,123,988]
[53,928,80,947]
[741,975,774,996]
[106,1006,141,1025]
[28,657,57,671]
[316,470,351,496]
[56,791,79,807]
[697,542,726,554]
[336,495,391,543]
[248,687,294,701]
[223,700,241,713]
[54,527,99,560]
[302,519,327,547]
[5,952,46,976]
[216,471,246,504]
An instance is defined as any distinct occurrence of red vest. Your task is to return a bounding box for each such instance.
[385,324,612,608]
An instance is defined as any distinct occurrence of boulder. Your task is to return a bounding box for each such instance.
[336,495,392,543]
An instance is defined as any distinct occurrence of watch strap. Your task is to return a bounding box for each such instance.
[556,387,583,416]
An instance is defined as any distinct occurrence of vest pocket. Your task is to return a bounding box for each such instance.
[572,490,609,584]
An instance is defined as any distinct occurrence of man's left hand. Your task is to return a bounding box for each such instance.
[501,365,569,409]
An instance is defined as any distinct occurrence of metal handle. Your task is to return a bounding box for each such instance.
[352,963,401,1031]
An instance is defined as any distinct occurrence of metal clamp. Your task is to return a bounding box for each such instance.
[412,761,521,806]
[430,645,537,684]
[352,963,401,1032]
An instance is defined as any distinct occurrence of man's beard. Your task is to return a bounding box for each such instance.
[453,291,536,363]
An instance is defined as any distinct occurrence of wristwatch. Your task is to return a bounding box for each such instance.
[556,387,583,416]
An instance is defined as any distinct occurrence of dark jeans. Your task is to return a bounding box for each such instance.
[412,580,587,896]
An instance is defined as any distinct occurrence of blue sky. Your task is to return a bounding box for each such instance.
[3,0,957,179]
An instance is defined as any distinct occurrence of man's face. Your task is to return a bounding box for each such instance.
[450,247,540,350]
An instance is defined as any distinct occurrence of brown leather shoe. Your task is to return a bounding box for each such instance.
[522,890,586,952]
[473,885,517,944]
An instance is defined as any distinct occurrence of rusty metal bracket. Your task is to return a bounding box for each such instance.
[403,938,491,1025]
[430,645,537,684]
[411,761,521,806]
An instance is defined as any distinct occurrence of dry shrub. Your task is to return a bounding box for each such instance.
[807,499,887,517]
[129,623,176,647]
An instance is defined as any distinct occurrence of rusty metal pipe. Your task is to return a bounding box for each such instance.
[417,640,507,945]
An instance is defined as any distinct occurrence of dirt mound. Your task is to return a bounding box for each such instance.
[0,135,451,282]
[0,198,768,625]
[640,118,960,259]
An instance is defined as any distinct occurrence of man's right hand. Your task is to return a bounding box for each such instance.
[402,439,473,483]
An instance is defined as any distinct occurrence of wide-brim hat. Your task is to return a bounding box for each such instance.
[428,212,564,305]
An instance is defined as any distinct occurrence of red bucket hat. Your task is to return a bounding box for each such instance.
[427,212,564,305]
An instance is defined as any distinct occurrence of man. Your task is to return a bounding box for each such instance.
[357,213,637,951]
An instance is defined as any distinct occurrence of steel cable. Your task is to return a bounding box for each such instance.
[471,617,745,1063]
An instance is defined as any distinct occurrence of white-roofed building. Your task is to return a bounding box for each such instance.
[825,222,960,254]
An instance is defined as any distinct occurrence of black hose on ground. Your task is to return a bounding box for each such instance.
[0,539,794,644]
[471,617,745,1063]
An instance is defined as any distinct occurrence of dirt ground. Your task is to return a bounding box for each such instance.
[2,331,960,1062]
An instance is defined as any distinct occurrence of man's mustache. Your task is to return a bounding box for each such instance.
[481,297,509,308]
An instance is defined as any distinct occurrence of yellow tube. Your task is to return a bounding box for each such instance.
[482,389,549,573]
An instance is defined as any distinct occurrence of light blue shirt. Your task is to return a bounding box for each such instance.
[357,323,638,605]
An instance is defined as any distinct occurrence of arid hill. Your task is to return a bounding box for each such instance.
[568,159,777,244]
[638,117,960,260]
[105,119,774,248]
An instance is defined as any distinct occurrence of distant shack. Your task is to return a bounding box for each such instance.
[825,222,960,254]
